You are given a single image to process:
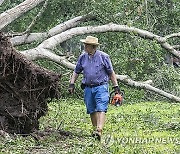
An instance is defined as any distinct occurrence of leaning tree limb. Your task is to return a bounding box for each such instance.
[11,32,48,46]
[11,21,179,58]
[20,48,180,102]
[165,32,180,39]
[33,23,180,58]
[172,45,180,49]
[10,14,97,46]
[0,0,5,6]
[21,47,75,70]
[116,75,180,102]
[0,0,45,30]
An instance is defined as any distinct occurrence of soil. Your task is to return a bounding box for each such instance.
[0,33,60,134]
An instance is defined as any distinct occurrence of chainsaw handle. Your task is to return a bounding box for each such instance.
[110,90,125,96]
[120,90,125,96]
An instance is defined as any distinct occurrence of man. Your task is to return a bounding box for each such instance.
[68,36,120,140]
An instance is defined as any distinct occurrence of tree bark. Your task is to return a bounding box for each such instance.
[0,0,45,30]
[11,33,48,46]
[165,32,180,39]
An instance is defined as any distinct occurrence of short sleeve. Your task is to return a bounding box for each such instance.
[74,55,83,74]
[103,55,113,75]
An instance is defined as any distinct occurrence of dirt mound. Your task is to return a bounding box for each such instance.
[0,33,60,134]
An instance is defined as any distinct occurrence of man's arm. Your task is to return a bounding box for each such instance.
[109,71,121,94]
[70,72,79,84]
[68,72,79,94]
[109,70,118,86]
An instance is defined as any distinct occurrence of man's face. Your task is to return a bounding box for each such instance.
[84,44,95,55]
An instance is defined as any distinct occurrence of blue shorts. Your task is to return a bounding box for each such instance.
[84,84,109,114]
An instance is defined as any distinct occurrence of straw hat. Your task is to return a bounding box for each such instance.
[80,36,99,45]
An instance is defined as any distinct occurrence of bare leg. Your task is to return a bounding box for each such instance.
[97,112,106,131]
[91,111,105,140]
[90,112,98,130]
[90,111,106,140]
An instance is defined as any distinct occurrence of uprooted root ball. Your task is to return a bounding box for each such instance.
[0,33,60,134]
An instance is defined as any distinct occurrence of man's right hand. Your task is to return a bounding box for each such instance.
[113,85,120,94]
[68,83,75,94]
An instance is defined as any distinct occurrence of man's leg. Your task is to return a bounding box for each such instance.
[90,112,97,130]
[90,112,106,131]
[93,84,109,140]
[84,87,97,131]
[97,111,106,131]
[91,111,105,140]
[97,111,105,137]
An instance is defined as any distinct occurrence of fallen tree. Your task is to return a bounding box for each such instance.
[0,33,60,134]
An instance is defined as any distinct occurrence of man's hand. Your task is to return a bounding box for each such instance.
[113,85,120,94]
[68,83,75,94]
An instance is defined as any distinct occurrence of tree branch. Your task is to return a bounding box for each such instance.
[0,0,5,6]
[116,75,180,102]
[10,14,96,46]
[20,48,75,69]
[0,0,45,30]
[165,32,180,39]
[172,45,180,49]
[35,23,180,58]
[11,33,48,46]
[48,14,96,37]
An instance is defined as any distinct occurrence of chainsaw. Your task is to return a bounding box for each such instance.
[109,90,124,107]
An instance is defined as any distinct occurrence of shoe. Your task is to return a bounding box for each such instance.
[92,129,102,141]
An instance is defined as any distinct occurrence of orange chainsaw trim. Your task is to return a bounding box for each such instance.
[111,93,123,106]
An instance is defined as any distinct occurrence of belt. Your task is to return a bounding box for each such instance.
[85,82,107,88]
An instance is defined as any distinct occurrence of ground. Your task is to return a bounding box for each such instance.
[0,98,179,153]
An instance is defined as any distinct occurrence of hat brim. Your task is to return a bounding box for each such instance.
[80,39,99,45]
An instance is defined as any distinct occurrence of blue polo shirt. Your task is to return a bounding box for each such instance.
[74,50,113,85]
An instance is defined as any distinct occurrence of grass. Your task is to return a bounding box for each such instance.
[0,98,180,153]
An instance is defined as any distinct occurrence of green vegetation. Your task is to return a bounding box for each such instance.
[0,0,179,153]
[1,98,179,153]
